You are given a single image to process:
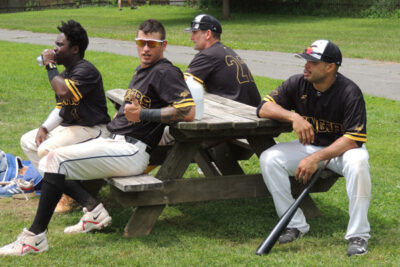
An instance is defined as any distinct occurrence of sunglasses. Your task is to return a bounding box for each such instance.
[135,38,164,48]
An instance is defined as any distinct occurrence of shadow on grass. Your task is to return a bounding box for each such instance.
[100,196,351,248]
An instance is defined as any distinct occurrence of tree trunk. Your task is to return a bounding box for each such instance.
[222,0,230,19]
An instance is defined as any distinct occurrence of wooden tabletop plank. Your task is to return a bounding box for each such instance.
[106,88,290,131]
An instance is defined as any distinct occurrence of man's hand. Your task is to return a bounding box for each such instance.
[295,155,319,184]
[35,126,49,146]
[292,114,314,145]
[41,49,55,66]
[124,98,142,122]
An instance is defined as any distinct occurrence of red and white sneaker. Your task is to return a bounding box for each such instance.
[64,203,112,234]
[0,228,48,256]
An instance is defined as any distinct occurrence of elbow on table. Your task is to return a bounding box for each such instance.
[184,106,196,122]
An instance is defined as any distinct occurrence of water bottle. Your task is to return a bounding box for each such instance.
[185,76,204,120]
[36,50,55,66]
[36,55,44,66]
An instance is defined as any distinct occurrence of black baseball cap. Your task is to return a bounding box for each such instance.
[296,40,342,66]
[184,14,222,34]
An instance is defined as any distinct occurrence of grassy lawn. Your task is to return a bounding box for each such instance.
[0,6,399,62]
[0,40,399,266]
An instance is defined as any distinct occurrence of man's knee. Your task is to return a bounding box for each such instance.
[37,147,50,159]
[259,145,282,169]
[20,131,34,151]
[343,148,369,173]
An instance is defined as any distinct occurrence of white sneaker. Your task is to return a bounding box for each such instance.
[0,228,48,256]
[64,203,112,234]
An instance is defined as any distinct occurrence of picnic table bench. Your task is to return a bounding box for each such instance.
[105,89,340,237]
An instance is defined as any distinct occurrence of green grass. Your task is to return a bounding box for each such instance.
[0,6,399,62]
[0,41,400,265]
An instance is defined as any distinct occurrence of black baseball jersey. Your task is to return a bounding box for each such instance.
[107,58,195,148]
[185,42,261,107]
[57,59,110,126]
[257,73,367,147]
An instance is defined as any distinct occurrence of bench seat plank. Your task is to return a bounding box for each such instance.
[107,174,164,192]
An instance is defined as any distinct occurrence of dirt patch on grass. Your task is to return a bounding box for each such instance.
[0,197,39,220]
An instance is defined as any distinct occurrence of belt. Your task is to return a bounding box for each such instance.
[124,135,152,154]
[109,134,152,154]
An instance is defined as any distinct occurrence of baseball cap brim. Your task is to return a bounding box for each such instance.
[295,53,323,62]
[184,27,198,33]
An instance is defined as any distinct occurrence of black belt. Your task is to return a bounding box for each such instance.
[124,135,152,154]
[109,134,152,154]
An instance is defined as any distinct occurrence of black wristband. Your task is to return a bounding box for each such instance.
[139,109,161,122]
[46,63,59,82]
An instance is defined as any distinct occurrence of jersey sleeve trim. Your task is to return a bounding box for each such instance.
[264,95,276,103]
[344,132,367,142]
[184,72,204,84]
[172,98,196,109]
[56,102,62,109]
[65,79,82,102]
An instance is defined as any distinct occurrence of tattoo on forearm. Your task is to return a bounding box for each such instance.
[161,106,192,124]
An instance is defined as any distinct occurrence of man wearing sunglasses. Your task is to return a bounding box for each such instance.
[0,19,195,256]
[257,40,371,256]
[184,14,261,107]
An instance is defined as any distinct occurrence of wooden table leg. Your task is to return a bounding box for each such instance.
[194,148,221,177]
[207,142,245,175]
[124,205,165,237]
[123,142,200,237]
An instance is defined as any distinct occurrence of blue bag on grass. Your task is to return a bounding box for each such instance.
[0,150,42,187]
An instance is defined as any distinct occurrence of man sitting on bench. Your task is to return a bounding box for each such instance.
[257,40,371,256]
[0,19,195,256]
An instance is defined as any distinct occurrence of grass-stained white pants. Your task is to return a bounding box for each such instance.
[20,125,109,168]
[259,140,371,241]
[38,135,150,181]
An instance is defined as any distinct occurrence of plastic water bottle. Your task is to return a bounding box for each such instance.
[185,76,204,120]
[36,55,44,66]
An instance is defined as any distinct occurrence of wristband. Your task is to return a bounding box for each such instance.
[42,108,63,132]
[46,63,59,82]
[139,109,161,122]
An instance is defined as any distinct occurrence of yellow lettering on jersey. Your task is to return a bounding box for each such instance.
[225,55,254,84]
[124,88,152,109]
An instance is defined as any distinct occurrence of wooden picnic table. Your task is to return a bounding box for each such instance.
[106,89,339,237]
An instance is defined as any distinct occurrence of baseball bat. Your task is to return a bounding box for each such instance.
[255,160,330,256]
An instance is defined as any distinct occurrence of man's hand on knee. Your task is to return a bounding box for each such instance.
[295,156,318,184]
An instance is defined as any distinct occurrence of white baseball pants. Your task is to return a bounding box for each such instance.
[20,124,109,168]
[38,135,150,181]
[259,140,371,241]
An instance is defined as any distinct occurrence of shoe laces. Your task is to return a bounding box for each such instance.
[13,178,34,201]
[350,237,365,246]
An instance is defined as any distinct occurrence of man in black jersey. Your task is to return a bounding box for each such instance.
[184,14,261,107]
[0,19,195,256]
[20,20,110,212]
[257,40,371,256]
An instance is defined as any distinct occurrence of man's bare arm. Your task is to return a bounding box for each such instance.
[259,101,314,145]
[160,105,195,123]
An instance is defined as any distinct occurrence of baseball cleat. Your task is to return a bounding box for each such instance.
[347,237,368,256]
[64,203,112,234]
[278,227,302,244]
[0,228,48,256]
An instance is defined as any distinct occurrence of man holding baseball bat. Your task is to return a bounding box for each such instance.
[257,40,371,256]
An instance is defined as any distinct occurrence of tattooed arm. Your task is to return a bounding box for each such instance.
[124,99,195,123]
[160,105,195,124]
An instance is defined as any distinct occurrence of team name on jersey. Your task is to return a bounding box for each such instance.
[303,116,344,134]
[60,99,80,106]
[124,88,151,109]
